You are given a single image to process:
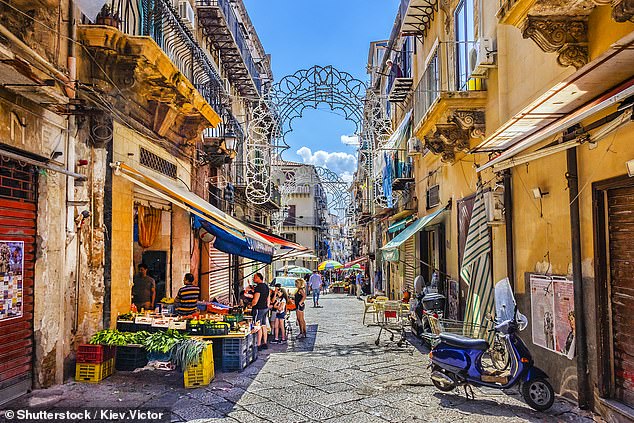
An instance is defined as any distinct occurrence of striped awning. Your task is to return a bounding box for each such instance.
[460,191,494,338]
[388,215,416,233]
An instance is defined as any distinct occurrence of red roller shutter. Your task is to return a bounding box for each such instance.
[209,247,230,303]
[0,158,36,404]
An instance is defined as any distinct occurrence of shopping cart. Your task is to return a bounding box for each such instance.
[374,301,407,347]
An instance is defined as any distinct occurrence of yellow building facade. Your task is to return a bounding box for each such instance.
[370,0,634,419]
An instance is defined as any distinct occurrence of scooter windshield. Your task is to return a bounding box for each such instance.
[494,278,528,329]
[495,278,516,322]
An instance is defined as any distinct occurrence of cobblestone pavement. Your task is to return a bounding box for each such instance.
[5,295,601,422]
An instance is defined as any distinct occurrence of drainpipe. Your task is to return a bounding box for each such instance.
[503,169,515,290]
[566,147,589,409]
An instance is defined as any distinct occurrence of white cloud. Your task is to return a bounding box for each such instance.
[340,135,360,146]
[296,147,357,182]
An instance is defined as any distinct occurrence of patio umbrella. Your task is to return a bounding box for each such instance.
[318,260,343,271]
[345,263,363,270]
[277,265,298,273]
[288,266,312,275]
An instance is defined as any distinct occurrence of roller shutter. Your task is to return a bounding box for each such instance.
[404,236,416,293]
[209,247,230,303]
[0,158,36,404]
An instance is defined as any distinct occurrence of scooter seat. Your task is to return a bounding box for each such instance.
[439,333,489,350]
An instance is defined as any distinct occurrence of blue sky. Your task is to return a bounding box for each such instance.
[243,0,400,181]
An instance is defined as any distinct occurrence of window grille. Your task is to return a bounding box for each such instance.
[139,148,177,179]
[0,157,37,202]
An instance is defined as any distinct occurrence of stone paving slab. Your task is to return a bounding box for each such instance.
[2,295,603,423]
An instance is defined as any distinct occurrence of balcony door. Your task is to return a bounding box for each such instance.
[454,0,475,90]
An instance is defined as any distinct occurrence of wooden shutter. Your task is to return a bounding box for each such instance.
[209,247,230,303]
[404,236,416,293]
[0,158,36,402]
[608,185,634,408]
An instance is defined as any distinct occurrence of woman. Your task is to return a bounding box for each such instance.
[273,288,288,343]
[175,273,200,316]
[294,278,307,339]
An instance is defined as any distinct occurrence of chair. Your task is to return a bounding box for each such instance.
[364,296,388,326]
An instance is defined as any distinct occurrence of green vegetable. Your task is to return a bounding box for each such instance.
[143,330,188,353]
[171,339,206,369]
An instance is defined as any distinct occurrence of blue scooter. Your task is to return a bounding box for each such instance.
[429,278,555,411]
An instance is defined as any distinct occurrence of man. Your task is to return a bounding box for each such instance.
[355,271,363,299]
[132,263,155,311]
[175,273,200,316]
[309,270,323,308]
[251,272,270,350]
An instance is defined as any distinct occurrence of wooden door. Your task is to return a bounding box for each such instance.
[607,185,634,408]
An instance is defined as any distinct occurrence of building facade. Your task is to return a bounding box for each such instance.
[0,0,273,403]
[357,0,634,419]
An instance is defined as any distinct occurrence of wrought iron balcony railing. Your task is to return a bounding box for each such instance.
[196,0,262,95]
[97,0,227,116]
[412,40,485,127]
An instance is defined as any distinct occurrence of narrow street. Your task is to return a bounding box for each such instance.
[6,295,597,423]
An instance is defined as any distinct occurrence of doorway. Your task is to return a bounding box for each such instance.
[593,175,634,411]
[141,251,167,304]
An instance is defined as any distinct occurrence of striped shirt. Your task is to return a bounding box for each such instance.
[176,284,200,316]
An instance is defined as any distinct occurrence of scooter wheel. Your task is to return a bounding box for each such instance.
[521,378,555,411]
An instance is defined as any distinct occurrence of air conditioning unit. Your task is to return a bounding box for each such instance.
[407,136,423,155]
[426,184,440,209]
[178,1,195,31]
[469,38,496,78]
[484,190,505,225]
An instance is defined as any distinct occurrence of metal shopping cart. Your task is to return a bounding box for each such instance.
[374,300,408,347]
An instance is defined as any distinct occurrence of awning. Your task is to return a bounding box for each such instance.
[344,257,368,268]
[194,216,274,264]
[111,162,274,261]
[381,205,448,261]
[1,143,86,180]
[477,78,634,172]
[388,215,416,233]
[248,226,308,251]
[383,110,412,151]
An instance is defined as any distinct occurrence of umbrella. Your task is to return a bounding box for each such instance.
[318,260,343,271]
[345,263,363,270]
[277,265,298,273]
[289,266,312,275]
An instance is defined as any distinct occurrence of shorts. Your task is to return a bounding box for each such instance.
[276,312,286,319]
[254,308,269,326]
[270,311,278,321]
[297,304,305,312]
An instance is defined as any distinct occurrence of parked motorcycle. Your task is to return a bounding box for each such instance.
[429,278,555,411]
[410,291,445,340]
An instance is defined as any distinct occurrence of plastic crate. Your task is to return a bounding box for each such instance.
[221,349,249,372]
[184,343,214,388]
[76,344,116,364]
[251,343,258,363]
[203,322,230,336]
[75,358,114,383]
[224,313,244,323]
[115,345,148,371]
[186,322,205,336]
[222,337,248,356]
[116,320,136,332]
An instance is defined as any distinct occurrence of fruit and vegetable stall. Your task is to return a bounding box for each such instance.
[76,301,259,388]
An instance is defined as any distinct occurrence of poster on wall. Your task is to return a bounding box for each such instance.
[530,274,575,359]
[0,241,24,321]
[447,279,459,320]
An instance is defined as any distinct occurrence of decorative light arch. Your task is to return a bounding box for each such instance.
[245,65,397,214]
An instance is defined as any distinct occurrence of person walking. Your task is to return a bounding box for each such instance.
[355,271,363,299]
[251,272,270,350]
[309,269,323,308]
[294,278,307,339]
[175,273,200,316]
[132,263,155,311]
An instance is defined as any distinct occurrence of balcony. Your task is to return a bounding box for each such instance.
[261,183,281,210]
[412,40,487,162]
[399,0,439,37]
[79,0,225,144]
[392,161,414,191]
[196,0,262,97]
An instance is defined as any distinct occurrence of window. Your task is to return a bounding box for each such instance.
[454,0,475,90]
[282,233,296,243]
[284,205,296,226]
[140,148,177,179]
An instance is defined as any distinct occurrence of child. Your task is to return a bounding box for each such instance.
[273,287,288,343]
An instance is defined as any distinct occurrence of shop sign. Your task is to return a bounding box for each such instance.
[529,274,576,359]
[0,240,24,321]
